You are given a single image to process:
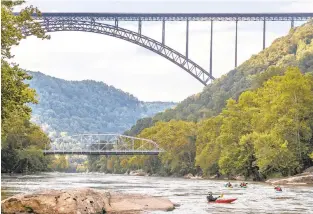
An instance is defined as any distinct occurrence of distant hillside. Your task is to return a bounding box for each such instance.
[126,21,313,136]
[27,72,176,136]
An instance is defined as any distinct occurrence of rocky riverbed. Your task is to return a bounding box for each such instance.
[266,172,313,185]
[1,188,174,214]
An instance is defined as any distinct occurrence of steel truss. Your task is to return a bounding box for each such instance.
[31,13,313,22]
[24,20,213,85]
[44,134,163,155]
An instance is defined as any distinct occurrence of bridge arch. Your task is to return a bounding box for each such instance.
[24,20,214,85]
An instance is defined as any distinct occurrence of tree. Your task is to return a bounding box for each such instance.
[137,120,197,176]
[253,67,313,175]
[1,1,50,173]
[195,116,222,175]
[195,67,313,179]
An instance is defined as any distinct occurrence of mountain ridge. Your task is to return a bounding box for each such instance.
[27,71,176,136]
[126,20,313,136]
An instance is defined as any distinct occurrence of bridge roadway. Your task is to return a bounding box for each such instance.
[33,12,313,21]
[43,150,161,155]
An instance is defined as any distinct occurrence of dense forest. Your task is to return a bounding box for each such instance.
[1,1,52,173]
[89,21,313,180]
[126,21,313,136]
[27,71,176,135]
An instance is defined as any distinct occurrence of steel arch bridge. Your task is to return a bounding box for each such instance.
[44,134,163,155]
[24,20,214,85]
[21,12,313,85]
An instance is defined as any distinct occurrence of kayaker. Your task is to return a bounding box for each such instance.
[274,186,282,191]
[207,192,220,202]
[240,182,247,187]
[225,182,232,188]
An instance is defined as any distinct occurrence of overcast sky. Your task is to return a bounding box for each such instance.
[12,0,313,102]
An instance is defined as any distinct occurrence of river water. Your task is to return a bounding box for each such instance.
[1,172,313,213]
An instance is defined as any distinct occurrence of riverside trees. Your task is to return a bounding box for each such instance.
[110,68,313,179]
[1,1,51,173]
[196,67,313,178]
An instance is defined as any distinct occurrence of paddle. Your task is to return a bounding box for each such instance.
[219,194,224,198]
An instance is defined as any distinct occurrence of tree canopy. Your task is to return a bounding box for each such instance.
[1,1,51,173]
[127,21,313,136]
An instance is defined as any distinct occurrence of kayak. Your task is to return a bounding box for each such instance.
[240,186,247,188]
[275,191,283,193]
[209,198,237,204]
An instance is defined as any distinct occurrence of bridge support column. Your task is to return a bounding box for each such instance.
[263,19,266,50]
[210,20,213,77]
[186,20,189,59]
[291,19,294,29]
[162,20,165,45]
[235,20,238,68]
[138,19,142,35]
[115,19,118,27]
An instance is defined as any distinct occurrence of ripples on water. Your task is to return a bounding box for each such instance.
[1,172,313,213]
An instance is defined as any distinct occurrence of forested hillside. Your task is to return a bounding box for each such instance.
[27,72,176,135]
[126,21,313,136]
[89,21,313,179]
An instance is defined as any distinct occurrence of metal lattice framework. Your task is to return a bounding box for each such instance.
[20,12,313,85]
[25,20,214,85]
[31,12,313,21]
[44,134,163,155]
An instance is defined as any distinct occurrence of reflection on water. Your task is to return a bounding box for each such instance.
[1,172,313,213]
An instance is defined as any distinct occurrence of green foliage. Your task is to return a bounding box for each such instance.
[118,68,313,179]
[1,0,49,60]
[27,71,176,134]
[1,1,50,173]
[88,22,313,178]
[137,120,197,176]
[127,21,313,135]
[49,156,69,172]
[196,68,313,179]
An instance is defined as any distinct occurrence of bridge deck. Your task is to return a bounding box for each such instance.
[43,150,161,155]
[30,12,313,21]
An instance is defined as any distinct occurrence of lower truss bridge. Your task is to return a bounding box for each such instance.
[44,134,163,155]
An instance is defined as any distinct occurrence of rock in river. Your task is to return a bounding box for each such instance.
[1,188,174,214]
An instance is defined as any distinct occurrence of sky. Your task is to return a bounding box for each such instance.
[11,0,313,102]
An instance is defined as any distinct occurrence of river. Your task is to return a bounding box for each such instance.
[1,172,313,213]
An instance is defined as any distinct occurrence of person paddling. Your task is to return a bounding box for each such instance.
[274,186,282,192]
[225,182,232,188]
[240,182,247,187]
[207,192,221,202]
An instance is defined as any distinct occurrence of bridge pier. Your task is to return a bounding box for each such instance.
[138,19,142,35]
[115,19,118,27]
[235,20,238,68]
[291,19,295,28]
[263,19,266,50]
[162,20,165,45]
[210,20,213,77]
[186,20,189,59]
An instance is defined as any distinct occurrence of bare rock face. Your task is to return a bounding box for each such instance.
[266,173,313,185]
[1,188,174,214]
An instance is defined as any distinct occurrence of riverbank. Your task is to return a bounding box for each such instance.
[127,170,313,186]
[1,188,174,214]
[265,172,313,185]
